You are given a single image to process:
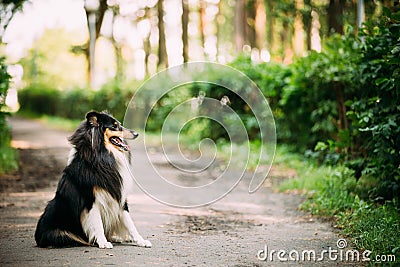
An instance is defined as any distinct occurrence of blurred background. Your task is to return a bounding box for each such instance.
[1,0,392,89]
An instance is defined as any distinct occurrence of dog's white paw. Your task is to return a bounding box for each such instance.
[98,241,113,249]
[134,238,152,248]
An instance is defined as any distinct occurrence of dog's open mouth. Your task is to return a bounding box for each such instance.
[109,136,130,151]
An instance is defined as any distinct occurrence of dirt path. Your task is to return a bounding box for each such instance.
[0,117,363,266]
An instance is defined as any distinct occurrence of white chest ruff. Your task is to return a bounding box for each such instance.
[80,148,134,241]
[93,189,121,236]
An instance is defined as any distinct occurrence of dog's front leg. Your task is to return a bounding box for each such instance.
[81,206,113,249]
[121,211,152,248]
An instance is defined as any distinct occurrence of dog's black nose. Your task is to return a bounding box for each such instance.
[133,132,139,138]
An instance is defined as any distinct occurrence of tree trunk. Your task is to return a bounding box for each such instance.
[335,82,349,155]
[216,0,222,59]
[293,0,305,55]
[254,0,266,50]
[327,0,345,35]
[182,0,189,63]
[265,0,274,51]
[113,42,124,84]
[199,0,206,57]
[84,0,108,86]
[246,0,257,49]
[281,17,293,63]
[234,0,246,52]
[357,0,365,30]
[303,0,312,50]
[157,0,168,69]
[143,7,151,76]
[335,82,348,131]
[111,6,124,83]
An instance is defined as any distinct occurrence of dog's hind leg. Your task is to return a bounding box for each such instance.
[120,210,152,248]
[81,206,113,249]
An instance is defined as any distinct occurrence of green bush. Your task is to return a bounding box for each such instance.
[91,81,134,122]
[346,8,400,199]
[18,80,134,122]
[177,57,290,142]
[58,87,93,119]
[18,83,61,116]
[229,57,292,142]
[0,57,18,175]
[278,9,399,200]
[281,31,360,153]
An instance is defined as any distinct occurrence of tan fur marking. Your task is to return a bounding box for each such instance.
[64,231,91,246]
[104,128,125,152]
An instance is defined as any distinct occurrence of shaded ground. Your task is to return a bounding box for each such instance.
[0,117,364,266]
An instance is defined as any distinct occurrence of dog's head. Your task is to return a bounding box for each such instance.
[85,111,138,152]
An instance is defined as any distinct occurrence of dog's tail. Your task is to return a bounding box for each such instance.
[35,229,90,248]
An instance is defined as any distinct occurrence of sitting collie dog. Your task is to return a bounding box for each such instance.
[35,111,151,249]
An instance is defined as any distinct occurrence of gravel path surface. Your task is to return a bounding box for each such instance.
[0,117,363,266]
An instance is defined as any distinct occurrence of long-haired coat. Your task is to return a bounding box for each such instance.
[35,111,151,249]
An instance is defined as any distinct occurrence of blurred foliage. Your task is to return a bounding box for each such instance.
[346,8,400,199]
[18,83,61,116]
[18,80,133,122]
[18,28,87,88]
[0,57,18,175]
[145,84,192,132]
[280,9,400,201]
[181,57,291,142]
[282,30,361,154]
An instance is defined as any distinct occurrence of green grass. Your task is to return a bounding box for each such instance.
[279,155,399,265]
[0,118,18,175]
[0,144,18,175]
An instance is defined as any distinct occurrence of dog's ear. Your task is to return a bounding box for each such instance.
[86,111,100,127]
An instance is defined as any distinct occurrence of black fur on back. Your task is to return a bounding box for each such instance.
[35,111,127,247]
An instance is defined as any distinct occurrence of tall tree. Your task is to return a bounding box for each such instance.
[293,0,305,55]
[234,0,246,52]
[157,0,168,69]
[199,0,206,57]
[181,0,189,63]
[110,6,124,83]
[254,0,266,50]
[143,6,152,76]
[356,0,365,30]
[82,0,108,86]
[327,0,345,35]
[303,0,312,50]
[246,0,257,48]
[265,0,274,52]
